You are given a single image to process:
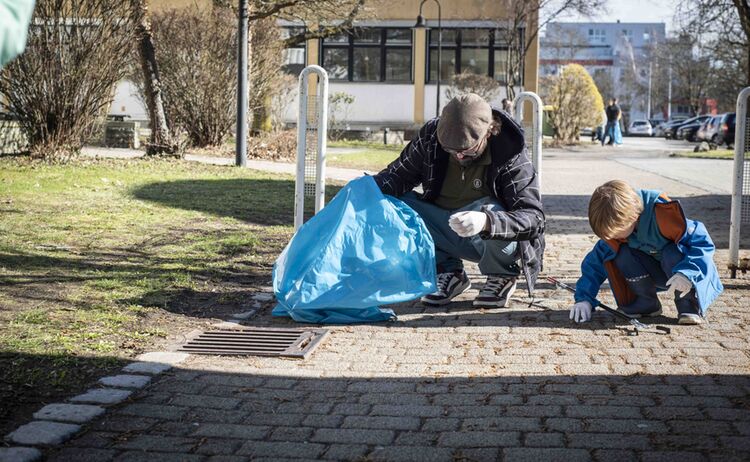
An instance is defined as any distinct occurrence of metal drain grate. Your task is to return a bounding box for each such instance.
[178,327,328,359]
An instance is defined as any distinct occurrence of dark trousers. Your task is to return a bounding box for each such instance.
[612,243,700,316]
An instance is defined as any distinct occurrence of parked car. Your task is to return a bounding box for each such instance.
[715,112,736,146]
[661,116,691,139]
[628,119,653,136]
[696,115,722,142]
[674,115,713,142]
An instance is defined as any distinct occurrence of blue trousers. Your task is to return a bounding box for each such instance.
[399,192,520,277]
[613,243,700,315]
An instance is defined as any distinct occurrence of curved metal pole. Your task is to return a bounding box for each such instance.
[729,87,750,275]
[512,91,544,188]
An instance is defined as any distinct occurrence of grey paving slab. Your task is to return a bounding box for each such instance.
[70,388,133,405]
[136,352,190,365]
[122,361,172,375]
[99,374,151,389]
[0,447,42,462]
[33,403,105,423]
[5,421,81,445]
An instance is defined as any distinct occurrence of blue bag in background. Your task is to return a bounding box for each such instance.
[272,175,436,324]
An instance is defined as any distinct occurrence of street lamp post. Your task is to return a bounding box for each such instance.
[236,0,249,167]
[414,0,442,118]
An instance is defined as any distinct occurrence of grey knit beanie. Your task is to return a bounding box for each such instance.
[436,93,492,151]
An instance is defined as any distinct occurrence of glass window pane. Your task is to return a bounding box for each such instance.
[429,48,455,82]
[353,27,381,44]
[324,32,349,44]
[353,47,381,81]
[460,48,489,75]
[385,48,411,81]
[494,27,513,46]
[493,48,519,83]
[386,28,412,44]
[323,47,349,80]
[282,48,305,75]
[430,29,457,45]
[461,29,490,46]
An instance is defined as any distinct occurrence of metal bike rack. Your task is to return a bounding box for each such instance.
[295,65,329,231]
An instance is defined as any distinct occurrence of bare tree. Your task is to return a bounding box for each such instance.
[495,0,606,100]
[0,0,136,160]
[445,73,502,102]
[130,0,178,156]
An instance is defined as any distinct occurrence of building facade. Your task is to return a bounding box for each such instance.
[540,21,668,122]
[112,0,539,132]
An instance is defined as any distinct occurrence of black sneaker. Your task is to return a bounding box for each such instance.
[473,276,517,307]
[421,270,471,306]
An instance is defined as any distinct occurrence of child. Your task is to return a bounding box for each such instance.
[569,180,723,325]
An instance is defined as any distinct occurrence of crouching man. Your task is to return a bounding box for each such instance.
[373,94,545,307]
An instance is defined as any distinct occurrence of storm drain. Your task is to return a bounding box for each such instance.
[178,327,328,359]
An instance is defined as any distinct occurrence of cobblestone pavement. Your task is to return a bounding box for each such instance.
[45,151,750,461]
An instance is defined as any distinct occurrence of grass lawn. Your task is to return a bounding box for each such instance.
[0,157,339,434]
[670,149,734,160]
[327,147,402,172]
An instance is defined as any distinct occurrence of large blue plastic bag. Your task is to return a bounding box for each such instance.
[272,175,436,324]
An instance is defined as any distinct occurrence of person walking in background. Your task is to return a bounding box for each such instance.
[603,98,622,146]
[501,98,512,114]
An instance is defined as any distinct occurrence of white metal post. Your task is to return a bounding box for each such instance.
[512,91,544,187]
[729,87,750,277]
[295,65,329,232]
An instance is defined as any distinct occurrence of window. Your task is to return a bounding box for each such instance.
[320,27,412,82]
[281,27,306,75]
[427,28,521,84]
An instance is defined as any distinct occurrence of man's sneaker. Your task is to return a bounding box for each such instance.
[421,270,471,306]
[678,313,704,325]
[473,276,517,307]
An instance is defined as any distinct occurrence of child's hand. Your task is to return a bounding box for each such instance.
[569,301,592,323]
[666,273,692,298]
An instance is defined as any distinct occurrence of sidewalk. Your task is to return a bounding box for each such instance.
[32,147,750,461]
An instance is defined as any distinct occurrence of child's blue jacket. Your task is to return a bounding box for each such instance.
[574,189,723,316]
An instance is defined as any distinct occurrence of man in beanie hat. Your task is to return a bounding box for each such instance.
[374,93,545,307]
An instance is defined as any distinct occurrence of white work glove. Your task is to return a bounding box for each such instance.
[666,273,692,298]
[569,301,593,323]
[448,211,488,237]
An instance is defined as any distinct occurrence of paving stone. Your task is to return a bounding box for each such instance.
[591,449,638,461]
[99,374,152,389]
[437,431,520,447]
[461,417,542,432]
[123,361,172,375]
[268,426,314,441]
[47,448,118,462]
[114,452,205,462]
[236,441,326,458]
[70,388,133,405]
[368,446,454,462]
[33,403,105,423]
[524,432,565,447]
[342,415,421,431]
[120,403,188,420]
[5,421,81,445]
[311,428,395,445]
[192,424,269,440]
[0,447,42,462]
[503,448,591,462]
[568,432,650,449]
[640,452,709,462]
[193,439,243,455]
[115,434,199,452]
[171,394,241,410]
[137,351,190,364]
[321,444,369,460]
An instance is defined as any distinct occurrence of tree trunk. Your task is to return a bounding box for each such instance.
[732,0,750,86]
[131,0,178,156]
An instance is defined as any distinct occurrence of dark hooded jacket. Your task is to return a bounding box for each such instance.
[373,108,545,294]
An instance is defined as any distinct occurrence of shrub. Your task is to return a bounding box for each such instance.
[542,64,604,143]
[0,0,136,160]
[445,72,501,102]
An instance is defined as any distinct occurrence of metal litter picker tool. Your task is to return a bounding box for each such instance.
[546,277,671,335]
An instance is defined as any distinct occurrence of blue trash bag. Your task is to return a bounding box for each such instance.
[272,175,436,324]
